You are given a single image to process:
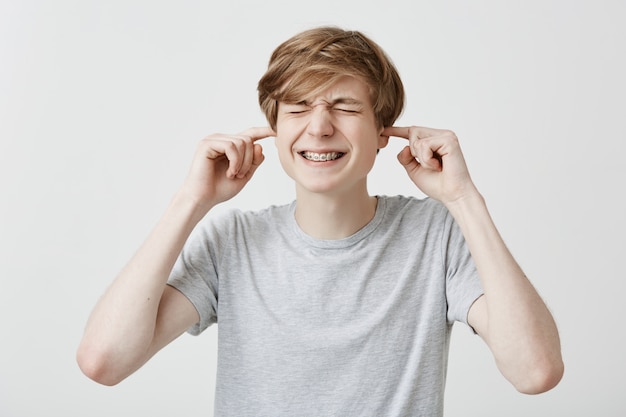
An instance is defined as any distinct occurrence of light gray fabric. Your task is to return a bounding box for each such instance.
[168,195,483,417]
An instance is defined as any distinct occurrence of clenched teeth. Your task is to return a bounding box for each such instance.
[300,151,344,161]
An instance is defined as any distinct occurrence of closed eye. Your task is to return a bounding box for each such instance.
[283,103,311,114]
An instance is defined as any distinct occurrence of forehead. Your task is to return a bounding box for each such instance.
[282,75,373,106]
[310,76,370,103]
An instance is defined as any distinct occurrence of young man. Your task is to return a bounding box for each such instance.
[77,27,563,416]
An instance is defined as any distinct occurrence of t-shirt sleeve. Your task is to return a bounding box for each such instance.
[167,214,227,335]
[443,211,484,326]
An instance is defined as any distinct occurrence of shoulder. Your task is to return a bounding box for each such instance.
[196,202,294,237]
[378,195,449,223]
[182,203,294,261]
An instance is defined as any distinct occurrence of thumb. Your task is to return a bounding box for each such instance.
[245,143,265,178]
[397,146,420,174]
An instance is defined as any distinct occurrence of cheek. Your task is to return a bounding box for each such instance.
[273,136,298,179]
[273,134,287,154]
[274,120,304,149]
[273,122,287,150]
[273,135,294,164]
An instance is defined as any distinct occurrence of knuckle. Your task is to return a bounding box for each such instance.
[443,130,457,139]
[221,140,238,154]
[234,136,252,149]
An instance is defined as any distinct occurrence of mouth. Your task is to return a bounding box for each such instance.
[299,151,345,162]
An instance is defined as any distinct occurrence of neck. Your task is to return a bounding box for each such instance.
[294,184,378,240]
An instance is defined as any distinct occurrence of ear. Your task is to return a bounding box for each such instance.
[377,128,390,149]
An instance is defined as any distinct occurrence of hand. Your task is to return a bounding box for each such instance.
[382,126,478,205]
[180,127,276,210]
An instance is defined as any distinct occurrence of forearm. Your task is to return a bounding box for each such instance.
[78,192,209,382]
[446,191,563,393]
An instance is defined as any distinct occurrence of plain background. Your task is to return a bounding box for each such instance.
[1,0,624,416]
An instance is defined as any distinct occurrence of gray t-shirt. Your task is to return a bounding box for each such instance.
[168,195,483,417]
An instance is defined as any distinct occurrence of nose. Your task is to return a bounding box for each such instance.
[306,106,334,138]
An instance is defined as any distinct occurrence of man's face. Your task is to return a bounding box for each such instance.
[274,76,388,196]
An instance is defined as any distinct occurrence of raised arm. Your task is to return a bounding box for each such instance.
[384,126,564,394]
[76,128,274,386]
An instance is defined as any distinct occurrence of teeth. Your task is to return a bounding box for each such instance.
[301,151,343,161]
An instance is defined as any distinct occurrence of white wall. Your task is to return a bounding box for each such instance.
[1,1,624,415]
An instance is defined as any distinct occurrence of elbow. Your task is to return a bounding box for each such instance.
[514,357,564,395]
[76,342,126,386]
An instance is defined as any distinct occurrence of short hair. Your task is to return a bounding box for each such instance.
[258,26,405,130]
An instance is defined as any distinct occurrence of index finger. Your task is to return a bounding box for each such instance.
[382,126,445,140]
[238,126,277,142]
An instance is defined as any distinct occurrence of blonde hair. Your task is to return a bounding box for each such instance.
[258,26,405,130]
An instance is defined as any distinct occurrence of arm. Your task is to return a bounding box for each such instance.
[76,127,274,386]
[448,194,563,394]
[383,126,564,394]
